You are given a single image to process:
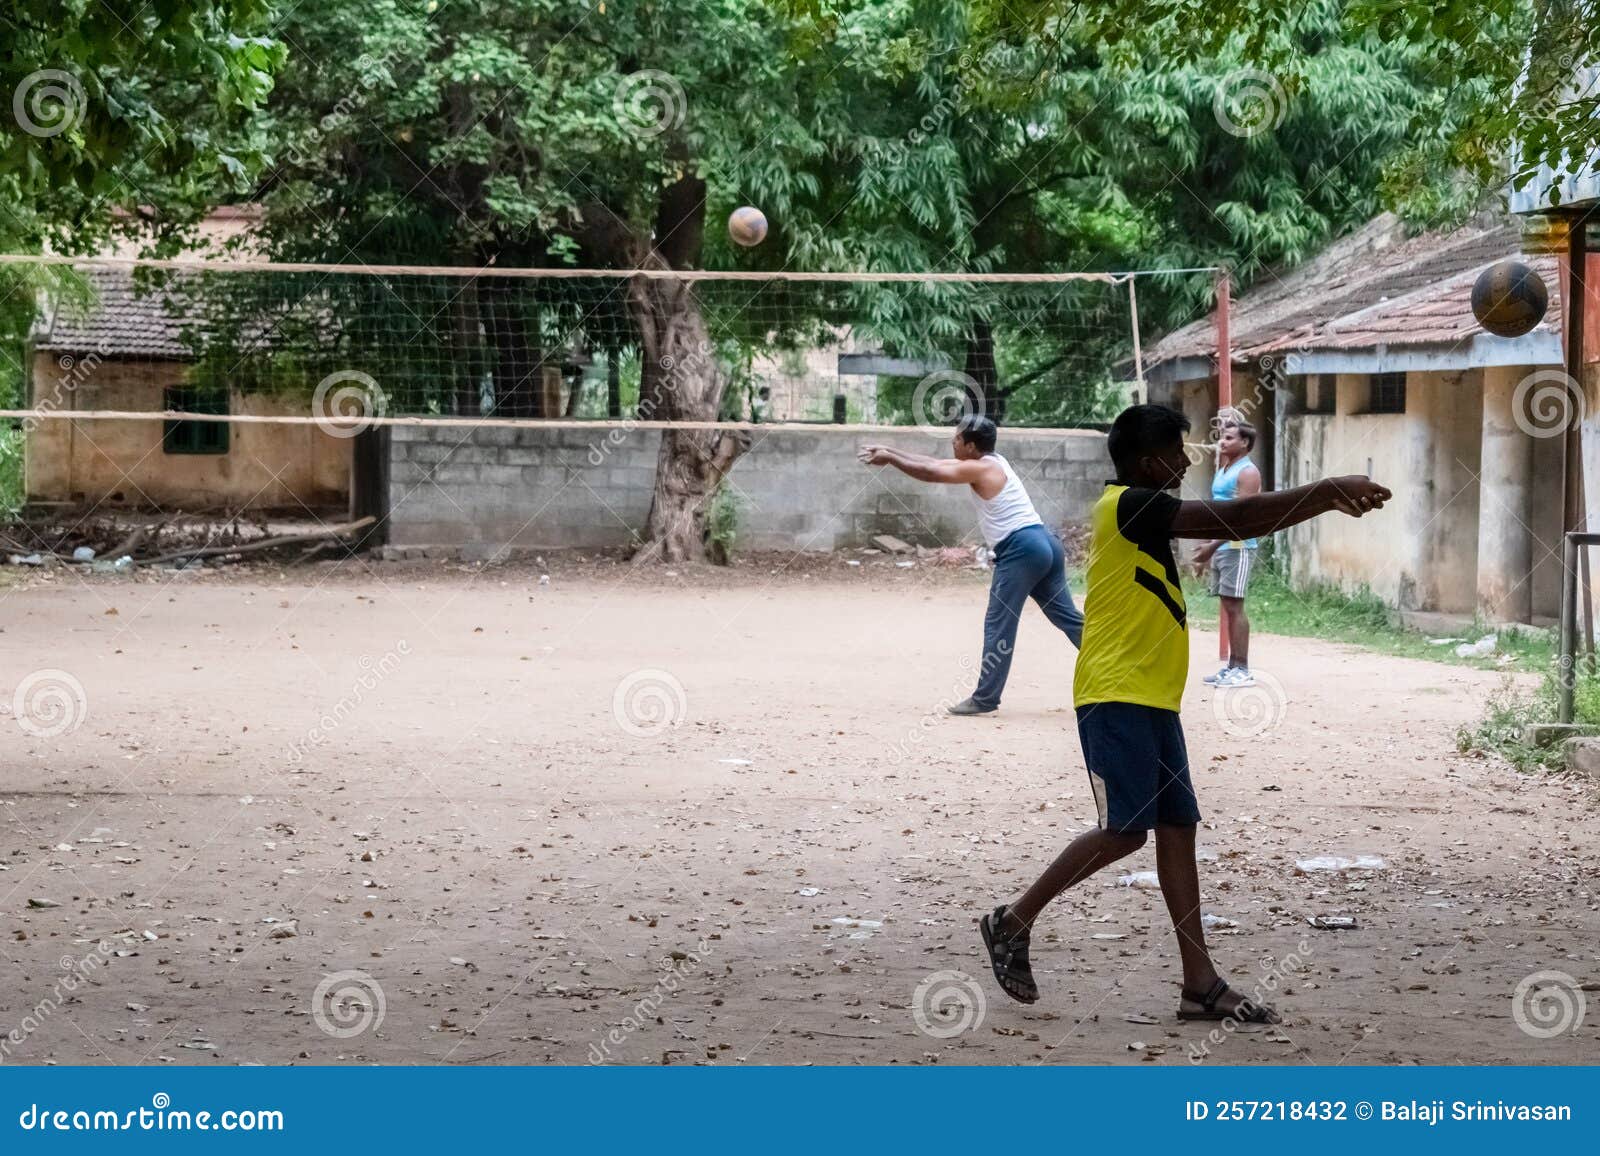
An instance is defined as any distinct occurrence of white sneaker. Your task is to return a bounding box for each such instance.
[1215,666,1256,688]
[1201,665,1230,685]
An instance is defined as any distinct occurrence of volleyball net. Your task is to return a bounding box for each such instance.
[0,255,1213,435]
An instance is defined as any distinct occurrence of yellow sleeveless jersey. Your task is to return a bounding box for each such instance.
[1072,483,1189,712]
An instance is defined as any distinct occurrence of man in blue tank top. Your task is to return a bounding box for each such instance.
[858,415,1082,715]
[1191,418,1260,687]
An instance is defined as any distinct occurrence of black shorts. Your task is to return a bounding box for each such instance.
[1074,702,1200,832]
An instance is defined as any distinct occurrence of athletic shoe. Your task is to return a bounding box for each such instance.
[1215,666,1255,688]
[948,697,997,716]
[1201,665,1230,685]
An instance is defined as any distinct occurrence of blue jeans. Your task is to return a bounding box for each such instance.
[970,524,1083,709]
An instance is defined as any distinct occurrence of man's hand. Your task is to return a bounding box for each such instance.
[1326,476,1392,518]
[1191,544,1216,577]
[858,445,894,466]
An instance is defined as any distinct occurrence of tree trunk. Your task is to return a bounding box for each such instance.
[638,428,748,562]
[568,178,749,563]
[628,273,749,563]
[607,353,622,418]
[564,370,583,417]
[452,291,482,416]
[482,287,544,417]
[963,317,998,420]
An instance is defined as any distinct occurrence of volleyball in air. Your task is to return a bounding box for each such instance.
[728,206,769,248]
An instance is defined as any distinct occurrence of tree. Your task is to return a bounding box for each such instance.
[216,0,1447,560]
[963,0,1599,218]
[1,1,280,255]
[0,2,281,513]
[244,0,1017,561]
[805,1,1442,412]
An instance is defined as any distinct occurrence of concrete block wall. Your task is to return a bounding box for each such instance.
[386,423,1108,555]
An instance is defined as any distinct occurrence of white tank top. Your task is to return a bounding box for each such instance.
[967,453,1042,549]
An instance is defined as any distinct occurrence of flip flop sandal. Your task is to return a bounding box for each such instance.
[1177,977,1279,1024]
[980,905,1039,1004]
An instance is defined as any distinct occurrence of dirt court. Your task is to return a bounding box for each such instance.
[2,556,1597,1067]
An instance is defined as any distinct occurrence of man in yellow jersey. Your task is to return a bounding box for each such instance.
[978,404,1390,1022]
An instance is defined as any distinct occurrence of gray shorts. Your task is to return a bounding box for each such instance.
[1210,546,1256,599]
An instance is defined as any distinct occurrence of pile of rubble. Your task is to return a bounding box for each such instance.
[2,512,374,572]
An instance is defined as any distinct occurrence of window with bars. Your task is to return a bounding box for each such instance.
[1298,374,1336,414]
[1367,372,1406,414]
[163,387,230,455]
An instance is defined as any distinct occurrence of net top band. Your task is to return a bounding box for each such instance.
[0,254,1216,283]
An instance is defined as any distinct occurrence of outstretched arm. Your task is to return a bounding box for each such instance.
[858,445,997,486]
[1171,475,1391,540]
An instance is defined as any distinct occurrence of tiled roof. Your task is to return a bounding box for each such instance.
[33,267,204,359]
[1146,212,1563,366]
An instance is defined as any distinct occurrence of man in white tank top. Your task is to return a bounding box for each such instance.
[859,415,1083,715]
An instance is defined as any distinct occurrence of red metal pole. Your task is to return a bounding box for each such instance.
[1215,266,1233,665]
[1216,267,1233,411]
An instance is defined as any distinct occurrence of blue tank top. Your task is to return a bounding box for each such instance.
[1211,456,1258,550]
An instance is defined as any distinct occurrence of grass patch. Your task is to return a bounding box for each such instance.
[1181,563,1555,674]
[705,482,744,565]
[1453,668,1600,771]
[1171,559,1574,771]
[0,426,22,520]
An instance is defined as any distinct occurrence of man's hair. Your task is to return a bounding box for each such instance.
[1107,404,1191,477]
[955,413,998,454]
[1223,418,1257,450]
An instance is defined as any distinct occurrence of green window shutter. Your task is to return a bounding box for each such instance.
[163,387,231,455]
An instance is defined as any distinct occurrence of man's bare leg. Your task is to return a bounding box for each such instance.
[1154,822,1255,1015]
[1000,826,1147,936]
[1221,595,1249,668]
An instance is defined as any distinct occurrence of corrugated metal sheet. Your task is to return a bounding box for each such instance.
[1146,212,1562,368]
